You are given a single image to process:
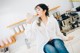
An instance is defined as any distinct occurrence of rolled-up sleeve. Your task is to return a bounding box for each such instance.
[54,18,68,40]
[24,24,32,39]
[24,20,37,39]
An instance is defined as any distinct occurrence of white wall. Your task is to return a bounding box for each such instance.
[73,2,80,7]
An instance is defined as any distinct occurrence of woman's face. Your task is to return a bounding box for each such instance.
[35,6,46,17]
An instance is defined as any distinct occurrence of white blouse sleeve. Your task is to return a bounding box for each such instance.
[24,24,32,39]
[24,20,37,39]
[54,17,68,40]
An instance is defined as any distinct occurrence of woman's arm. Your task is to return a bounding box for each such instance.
[54,18,73,41]
[26,13,36,24]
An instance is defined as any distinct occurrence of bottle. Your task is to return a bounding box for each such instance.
[25,39,31,49]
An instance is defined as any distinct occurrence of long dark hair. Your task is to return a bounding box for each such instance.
[35,3,49,26]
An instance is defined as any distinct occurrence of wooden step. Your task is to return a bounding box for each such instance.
[0,31,24,48]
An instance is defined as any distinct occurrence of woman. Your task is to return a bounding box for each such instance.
[25,3,73,53]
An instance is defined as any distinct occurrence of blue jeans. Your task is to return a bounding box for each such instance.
[44,39,69,53]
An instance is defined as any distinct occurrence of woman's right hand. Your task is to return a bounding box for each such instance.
[26,13,35,24]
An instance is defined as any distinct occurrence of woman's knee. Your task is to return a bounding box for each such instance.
[54,39,69,53]
[54,39,64,47]
[44,44,54,51]
[44,44,58,53]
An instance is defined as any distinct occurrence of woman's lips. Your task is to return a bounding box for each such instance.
[37,14,39,15]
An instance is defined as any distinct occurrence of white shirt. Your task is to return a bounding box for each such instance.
[24,15,66,53]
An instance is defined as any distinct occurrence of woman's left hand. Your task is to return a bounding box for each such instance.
[66,35,74,41]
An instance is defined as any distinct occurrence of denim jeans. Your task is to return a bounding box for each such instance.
[44,39,69,53]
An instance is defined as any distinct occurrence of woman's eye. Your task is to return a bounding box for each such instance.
[37,9,40,11]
